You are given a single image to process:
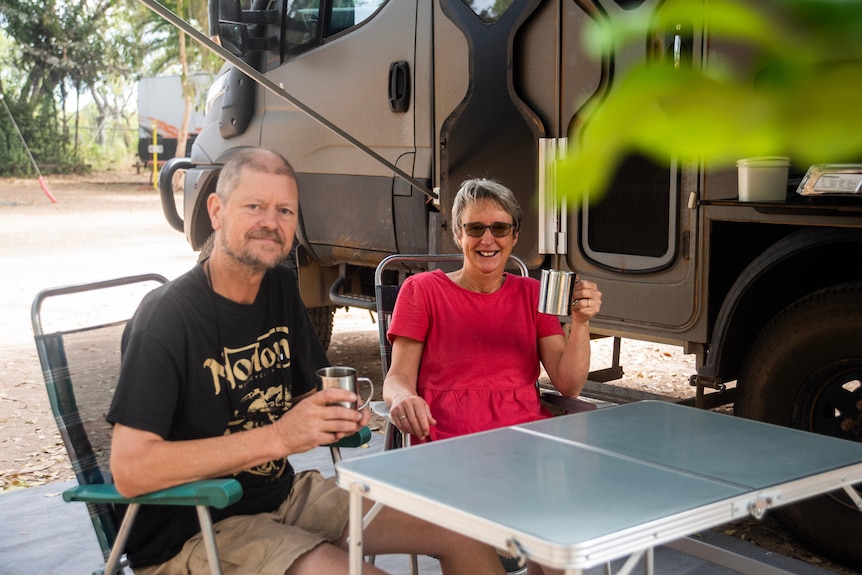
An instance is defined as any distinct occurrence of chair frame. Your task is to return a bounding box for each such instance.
[32,274,241,575]
[373,254,531,452]
[373,254,595,446]
[371,255,601,574]
[32,274,370,575]
[373,253,527,373]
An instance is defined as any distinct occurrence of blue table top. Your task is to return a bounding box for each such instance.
[336,401,862,568]
[520,401,862,490]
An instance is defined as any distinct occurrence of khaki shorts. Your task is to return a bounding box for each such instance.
[135,470,349,575]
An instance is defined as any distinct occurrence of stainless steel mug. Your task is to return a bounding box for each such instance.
[538,269,576,315]
[315,366,374,410]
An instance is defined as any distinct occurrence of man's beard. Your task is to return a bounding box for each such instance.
[220,230,286,272]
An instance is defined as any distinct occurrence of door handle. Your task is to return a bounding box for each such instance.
[668,23,692,69]
[389,61,410,113]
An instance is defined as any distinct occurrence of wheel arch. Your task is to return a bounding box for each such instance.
[187,167,220,251]
[699,227,862,387]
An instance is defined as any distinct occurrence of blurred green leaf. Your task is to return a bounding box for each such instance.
[563,0,862,202]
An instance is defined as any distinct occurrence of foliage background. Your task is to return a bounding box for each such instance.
[0,0,219,176]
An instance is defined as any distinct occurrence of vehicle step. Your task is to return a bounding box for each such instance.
[330,292,377,310]
[579,381,684,405]
[344,293,376,303]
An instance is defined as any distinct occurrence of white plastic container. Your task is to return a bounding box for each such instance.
[737,156,791,202]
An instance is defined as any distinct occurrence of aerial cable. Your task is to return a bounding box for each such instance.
[0,92,57,203]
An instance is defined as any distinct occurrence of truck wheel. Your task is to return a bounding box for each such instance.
[308,305,336,351]
[277,241,336,351]
[735,282,862,569]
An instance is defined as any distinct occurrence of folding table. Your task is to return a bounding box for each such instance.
[336,401,862,575]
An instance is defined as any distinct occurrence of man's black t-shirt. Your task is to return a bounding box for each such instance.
[107,263,327,567]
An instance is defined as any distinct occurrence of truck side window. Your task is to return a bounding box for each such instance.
[463,0,516,24]
[285,0,386,53]
[328,0,385,35]
[286,0,320,51]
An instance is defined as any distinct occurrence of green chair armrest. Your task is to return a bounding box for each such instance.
[329,426,371,448]
[62,478,243,509]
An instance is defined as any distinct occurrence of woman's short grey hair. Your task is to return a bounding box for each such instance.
[451,178,522,244]
[215,148,297,201]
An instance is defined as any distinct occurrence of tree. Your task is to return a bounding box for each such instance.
[135,0,221,159]
[1,1,140,108]
[0,0,150,171]
[0,0,221,174]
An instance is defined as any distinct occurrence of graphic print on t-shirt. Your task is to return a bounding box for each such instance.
[203,325,294,479]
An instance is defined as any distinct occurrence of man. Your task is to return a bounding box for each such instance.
[108,148,504,575]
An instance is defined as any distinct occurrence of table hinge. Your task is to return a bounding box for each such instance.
[504,538,527,570]
[748,492,780,519]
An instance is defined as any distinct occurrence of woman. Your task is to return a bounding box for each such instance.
[383,178,602,443]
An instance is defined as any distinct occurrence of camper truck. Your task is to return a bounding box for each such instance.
[152,0,862,566]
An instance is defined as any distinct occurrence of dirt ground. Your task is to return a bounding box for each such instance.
[0,171,857,574]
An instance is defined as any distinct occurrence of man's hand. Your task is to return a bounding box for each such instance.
[111,388,370,497]
[272,388,370,455]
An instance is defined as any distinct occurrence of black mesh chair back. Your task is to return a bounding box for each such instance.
[374,254,528,379]
[32,274,169,564]
[32,273,371,575]
[371,254,529,451]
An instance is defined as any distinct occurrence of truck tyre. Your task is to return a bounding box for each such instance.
[735,282,862,569]
[308,305,336,351]
[197,232,337,350]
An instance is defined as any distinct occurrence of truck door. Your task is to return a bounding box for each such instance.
[435,0,698,337]
[434,0,547,265]
[564,0,701,336]
[433,0,697,325]
[259,1,425,265]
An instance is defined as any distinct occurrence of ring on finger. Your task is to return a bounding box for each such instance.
[399,415,408,420]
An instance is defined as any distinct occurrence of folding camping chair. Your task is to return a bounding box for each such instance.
[31,274,370,575]
[370,254,599,574]
[372,254,597,449]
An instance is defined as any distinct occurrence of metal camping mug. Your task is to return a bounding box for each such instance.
[315,366,374,410]
[538,269,577,316]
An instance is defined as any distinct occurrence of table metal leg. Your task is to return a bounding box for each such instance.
[844,485,862,512]
[348,483,366,575]
[666,536,800,575]
[644,547,654,575]
[615,550,646,575]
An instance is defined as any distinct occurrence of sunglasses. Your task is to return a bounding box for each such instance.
[461,222,515,238]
